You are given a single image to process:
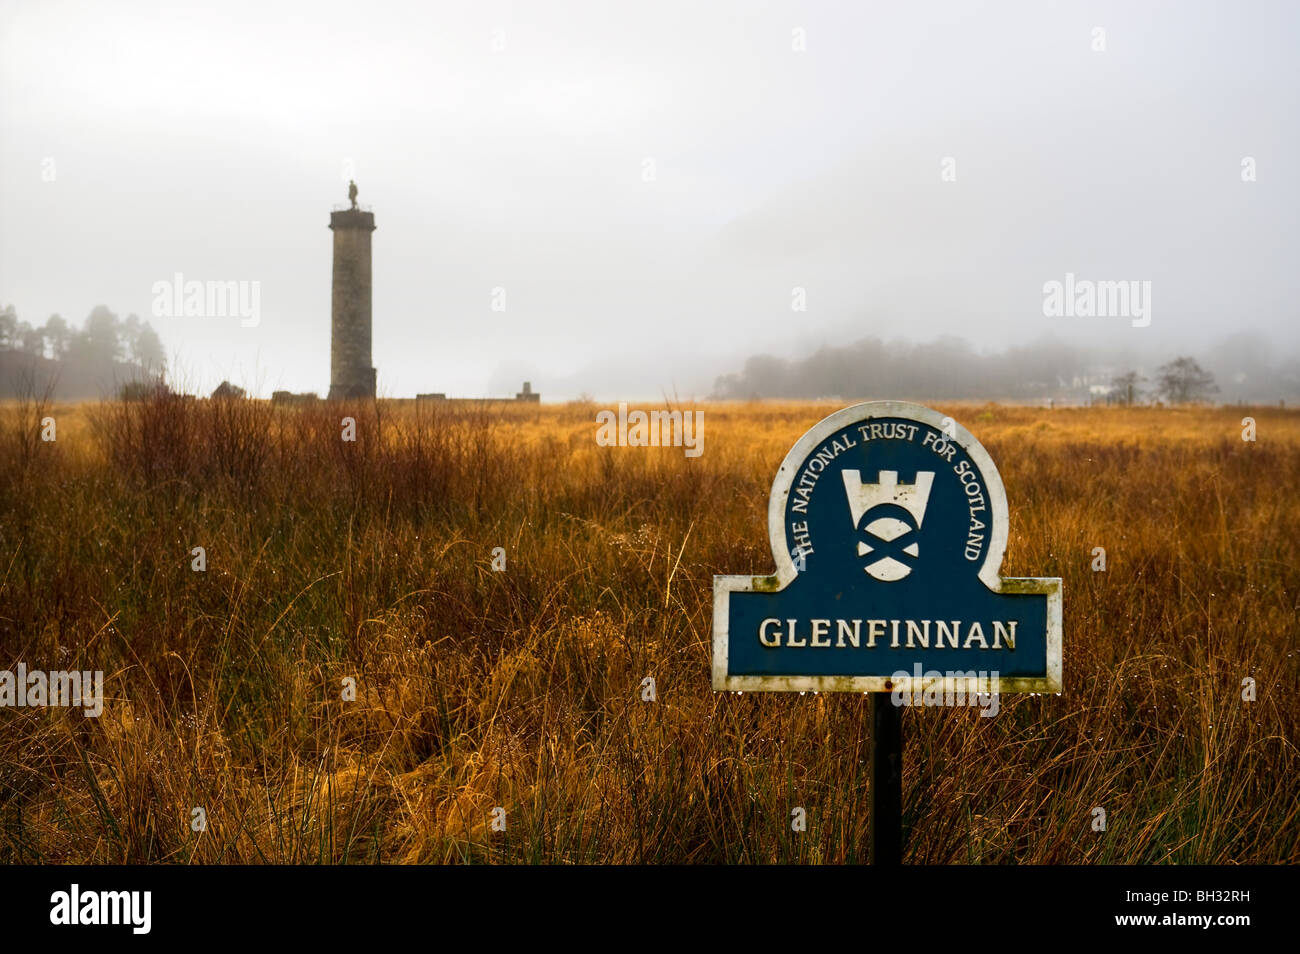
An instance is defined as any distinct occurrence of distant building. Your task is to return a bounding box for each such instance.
[272,390,319,404]
[416,381,540,404]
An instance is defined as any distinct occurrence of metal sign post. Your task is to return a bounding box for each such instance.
[713,401,1062,863]
[869,692,902,865]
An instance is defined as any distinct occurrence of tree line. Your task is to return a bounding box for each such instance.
[711,335,1259,405]
[0,305,164,367]
[0,305,165,400]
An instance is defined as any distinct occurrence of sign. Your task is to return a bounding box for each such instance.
[713,401,1062,695]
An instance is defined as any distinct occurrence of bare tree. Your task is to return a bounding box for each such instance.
[1155,356,1218,404]
[1110,370,1145,406]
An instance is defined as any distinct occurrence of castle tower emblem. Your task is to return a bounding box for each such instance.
[841,470,935,581]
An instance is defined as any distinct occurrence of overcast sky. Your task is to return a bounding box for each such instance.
[2,0,1297,399]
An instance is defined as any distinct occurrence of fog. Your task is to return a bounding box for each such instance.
[2,0,1297,400]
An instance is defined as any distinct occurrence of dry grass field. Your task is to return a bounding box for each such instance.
[0,394,1297,864]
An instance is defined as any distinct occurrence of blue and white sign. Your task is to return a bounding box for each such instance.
[712,402,1062,694]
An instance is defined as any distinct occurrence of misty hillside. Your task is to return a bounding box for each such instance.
[0,305,164,400]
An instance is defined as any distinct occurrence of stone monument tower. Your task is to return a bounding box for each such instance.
[328,181,377,399]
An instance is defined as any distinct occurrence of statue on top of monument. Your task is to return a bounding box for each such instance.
[348,180,358,211]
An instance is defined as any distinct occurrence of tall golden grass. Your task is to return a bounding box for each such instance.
[0,393,1296,863]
